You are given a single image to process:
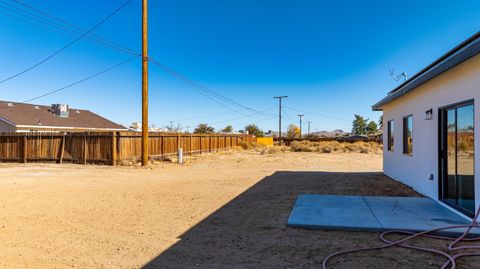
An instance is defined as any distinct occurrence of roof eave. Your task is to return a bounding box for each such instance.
[371,31,480,111]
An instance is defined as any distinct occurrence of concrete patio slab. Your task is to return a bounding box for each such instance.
[287,194,480,236]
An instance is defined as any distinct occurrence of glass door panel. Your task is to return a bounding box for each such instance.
[445,108,456,205]
[456,104,475,213]
[440,102,475,217]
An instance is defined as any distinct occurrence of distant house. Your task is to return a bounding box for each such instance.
[0,101,127,133]
[372,32,479,218]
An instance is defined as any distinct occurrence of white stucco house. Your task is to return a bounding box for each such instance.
[373,32,479,219]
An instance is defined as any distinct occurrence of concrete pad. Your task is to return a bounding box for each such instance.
[287,195,381,231]
[287,194,480,235]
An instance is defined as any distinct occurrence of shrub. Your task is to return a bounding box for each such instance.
[288,140,382,154]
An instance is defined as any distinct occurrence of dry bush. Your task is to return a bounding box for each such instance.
[289,141,382,154]
[290,141,316,152]
[238,141,265,150]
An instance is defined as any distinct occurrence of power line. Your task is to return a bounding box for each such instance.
[8,0,138,56]
[206,106,276,125]
[3,0,272,126]
[0,0,133,85]
[149,58,274,118]
[284,106,351,121]
[22,56,138,103]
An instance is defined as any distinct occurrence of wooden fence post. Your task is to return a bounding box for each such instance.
[209,136,212,153]
[189,133,193,155]
[83,135,87,165]
[177,134,181,152]
[161,135,164,157]
[111,132,117,166]
[23,134,27,163]
[59,133,66,164]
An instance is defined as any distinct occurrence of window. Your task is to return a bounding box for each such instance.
[387,120,394,151]
[403,115,413,155]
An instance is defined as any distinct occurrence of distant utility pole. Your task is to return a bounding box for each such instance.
[141,0,149,166]
[273,96,288,142]
[297,114,304,139]
[307,121,311,135]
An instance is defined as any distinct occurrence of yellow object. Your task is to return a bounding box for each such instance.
[256,137,274,146]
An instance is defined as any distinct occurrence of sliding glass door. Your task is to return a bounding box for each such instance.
[440,101,475,217]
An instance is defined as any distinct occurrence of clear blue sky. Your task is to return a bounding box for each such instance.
[0,0,479,133]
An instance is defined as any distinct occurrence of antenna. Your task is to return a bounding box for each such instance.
[389,68,408,82]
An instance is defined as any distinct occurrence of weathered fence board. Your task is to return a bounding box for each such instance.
[0,132,253,165]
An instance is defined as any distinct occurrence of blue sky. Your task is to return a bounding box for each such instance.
[0,0,479,133]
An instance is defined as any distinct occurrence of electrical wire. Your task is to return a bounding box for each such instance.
[284,106,351,121]
[2,0,272,123]
[148,58,274,118]
[0,56,138,108]
[7,0,138,56]
[0,0,133,84]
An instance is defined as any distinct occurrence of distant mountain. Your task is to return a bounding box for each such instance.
[310,129,349,138]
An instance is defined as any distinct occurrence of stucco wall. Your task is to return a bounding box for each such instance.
[382,54,480,214]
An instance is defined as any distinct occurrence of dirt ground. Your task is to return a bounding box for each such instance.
[0,151,477,268]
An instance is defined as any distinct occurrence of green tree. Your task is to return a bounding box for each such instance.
[194,123,215,134]
[244,124,264,137]
[351,114,368,135]
[287,124,300,139]
[366,121,378,134]
[221,125,233,133]
[378,115,383,128]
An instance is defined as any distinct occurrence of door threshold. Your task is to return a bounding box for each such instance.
[437,200,474,222]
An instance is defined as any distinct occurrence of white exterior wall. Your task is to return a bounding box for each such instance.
[382,54,480,214]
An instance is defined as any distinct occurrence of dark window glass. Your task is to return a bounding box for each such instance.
[403,115,413,155]
[387,120,394,151]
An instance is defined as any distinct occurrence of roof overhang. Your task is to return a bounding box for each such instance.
[372,31,480,111]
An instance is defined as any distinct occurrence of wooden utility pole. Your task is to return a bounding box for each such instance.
[297,114,304,140]
[273,96,287,142]
[141,0,149,166]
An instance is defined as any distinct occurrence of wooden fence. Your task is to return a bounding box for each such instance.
[0,132,254,165]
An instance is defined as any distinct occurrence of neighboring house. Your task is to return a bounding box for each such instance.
[373,32,480,218]
[0,101,128,132]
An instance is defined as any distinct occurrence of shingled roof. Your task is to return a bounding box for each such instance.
[0,100,127,130]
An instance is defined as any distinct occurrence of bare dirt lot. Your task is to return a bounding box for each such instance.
[0,151,476,268]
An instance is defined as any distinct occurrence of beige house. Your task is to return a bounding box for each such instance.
[0,101,127,133]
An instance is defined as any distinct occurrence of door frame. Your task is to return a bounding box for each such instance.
[438,99,475,218]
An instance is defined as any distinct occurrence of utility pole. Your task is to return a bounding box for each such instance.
[297,114,304,139]
[307,121,311,135]
[141,0,149,166]
[273,96,288,142]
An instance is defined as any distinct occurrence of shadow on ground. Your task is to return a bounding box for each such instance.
[141,171,463,269]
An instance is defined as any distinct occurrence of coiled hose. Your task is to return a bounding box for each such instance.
[322,207,480,269]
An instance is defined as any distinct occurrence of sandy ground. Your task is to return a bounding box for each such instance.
[0,151,477,268]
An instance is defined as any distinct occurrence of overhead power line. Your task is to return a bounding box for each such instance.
[206,106,276,126]
[0,0,133,85]
[149,58,274,118]
[7,0,138,56]
[3,0,270,121]
[284,106,351,121]
[22,56,138,103]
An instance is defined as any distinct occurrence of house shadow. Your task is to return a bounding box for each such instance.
[142,171,422,269]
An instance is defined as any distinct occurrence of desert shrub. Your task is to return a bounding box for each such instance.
[238,141,253,150]
[290,141,315,152]
[239,141,266,150]
[289,140,382,154]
